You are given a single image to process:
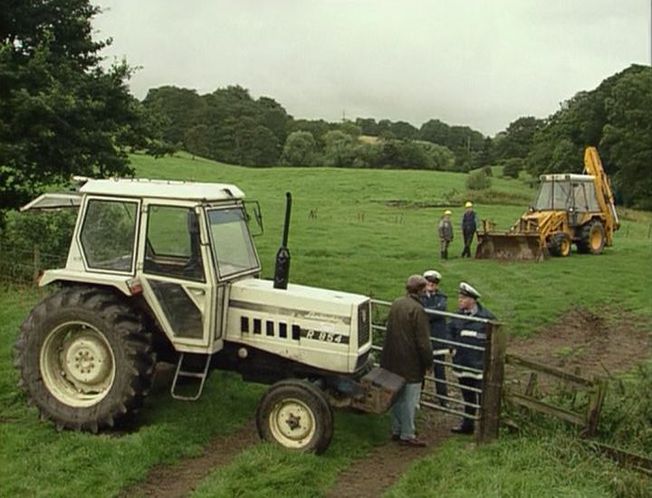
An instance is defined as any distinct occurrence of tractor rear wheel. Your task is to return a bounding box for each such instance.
[548,232,572,257]
[256,379,333,454]
[14,286,155,431]
[577,220,606,255]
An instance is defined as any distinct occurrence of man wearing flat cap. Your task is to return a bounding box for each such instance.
[447,281,496,434]
[380,274,433,447]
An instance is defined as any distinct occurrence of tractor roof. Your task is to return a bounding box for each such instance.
[78,177,245,201]
[539,173,594,183]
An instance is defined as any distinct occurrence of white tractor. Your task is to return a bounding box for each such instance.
[15,178,401,454]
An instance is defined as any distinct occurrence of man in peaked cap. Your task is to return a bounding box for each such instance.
[460,201,477,258]
[421,270,450,407]
[438,210,454,260]
[447,281,496,434]
[380,275,433,447]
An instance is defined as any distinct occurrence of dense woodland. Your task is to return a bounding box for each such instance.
[1,0,651,215]
[144,64,651,209]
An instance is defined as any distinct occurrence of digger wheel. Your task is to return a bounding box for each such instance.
[577,220,606,255]
[256,379,333,454]
[14,286,155,432]
[548,233,572,257]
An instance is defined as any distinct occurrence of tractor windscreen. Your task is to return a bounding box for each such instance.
[207,207,259,278]
[534,179,600,212]
[533,180,572,210]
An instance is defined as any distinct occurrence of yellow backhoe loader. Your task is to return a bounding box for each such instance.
[476,146,619,260]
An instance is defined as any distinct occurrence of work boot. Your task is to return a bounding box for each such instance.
[399,437,427,447]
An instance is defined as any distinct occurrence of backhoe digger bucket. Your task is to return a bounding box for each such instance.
[475,232,545,261]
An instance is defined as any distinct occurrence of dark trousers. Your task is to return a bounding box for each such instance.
[432,353,448,401]
[459,376,482,428]
[461,232,474,257]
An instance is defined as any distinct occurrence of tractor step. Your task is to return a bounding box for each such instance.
[171,352,212,401]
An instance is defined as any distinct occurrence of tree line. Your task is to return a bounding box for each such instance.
[142,85,486,172]
[144,63,651,209]
[1,0,650,219]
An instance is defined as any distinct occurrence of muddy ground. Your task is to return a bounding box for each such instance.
[126,307,650,498]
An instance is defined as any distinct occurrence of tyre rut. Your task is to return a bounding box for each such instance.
[325,409,455,498]
[120,419,259,498]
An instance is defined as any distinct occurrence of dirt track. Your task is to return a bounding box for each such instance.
[124,307,651,497]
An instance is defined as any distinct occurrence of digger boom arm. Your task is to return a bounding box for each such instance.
[583,147,620,243]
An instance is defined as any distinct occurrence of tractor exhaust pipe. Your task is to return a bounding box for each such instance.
[273,192,292,289]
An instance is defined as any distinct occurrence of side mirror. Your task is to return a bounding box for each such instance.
[244,200,264,236]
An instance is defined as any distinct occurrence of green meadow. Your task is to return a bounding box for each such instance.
[0,152,650,497]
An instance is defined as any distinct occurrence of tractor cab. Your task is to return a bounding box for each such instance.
[534,174,601,219]
[25,178,263,354]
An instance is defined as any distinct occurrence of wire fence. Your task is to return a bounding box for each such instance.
[0,244,68,287]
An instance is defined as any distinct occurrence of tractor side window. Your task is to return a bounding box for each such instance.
[80,199,138,272]
[583,183,600,212]
[534,183,553,210]
[144,206,204,282]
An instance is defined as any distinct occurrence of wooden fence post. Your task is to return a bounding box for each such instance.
[32,245,41,282]
[477,323,507,444]
[584,377,608,437]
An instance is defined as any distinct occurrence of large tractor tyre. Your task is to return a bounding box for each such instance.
[548,232,572,257]
[577,220,606,255]
[14,286,156,432]
[256,379,334,454]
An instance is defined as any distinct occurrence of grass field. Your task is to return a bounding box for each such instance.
[1,152,650,497]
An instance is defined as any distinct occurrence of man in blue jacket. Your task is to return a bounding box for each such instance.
[448,282,496,434]
[421,270,449,407]
[461,201,477,258]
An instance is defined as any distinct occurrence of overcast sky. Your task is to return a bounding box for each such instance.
[93,0,651,136]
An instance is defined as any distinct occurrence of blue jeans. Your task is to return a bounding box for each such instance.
[391,382,422,440]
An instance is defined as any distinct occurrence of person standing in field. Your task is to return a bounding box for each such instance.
[421,270,449,407]
[448,282,496,434]
[460,201,477,258]
[438,210,454,259]
[380,274,433,447]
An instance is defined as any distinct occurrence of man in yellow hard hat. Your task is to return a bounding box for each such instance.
[438,209,453,259]
[461,201,477,258]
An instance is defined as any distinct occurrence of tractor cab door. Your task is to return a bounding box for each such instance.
[137,202,221,353]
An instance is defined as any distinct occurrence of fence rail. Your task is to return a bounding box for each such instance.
[503,353,607,437]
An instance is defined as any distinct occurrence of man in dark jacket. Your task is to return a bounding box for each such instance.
[461,201,477,258]
[420,270,449,406]
[448,282,496,434]
[380,274,433,447]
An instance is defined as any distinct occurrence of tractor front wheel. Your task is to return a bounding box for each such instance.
[256,379,333,454]
[14,286,155,431]
[548,232,572,257]
[577,220,606,255]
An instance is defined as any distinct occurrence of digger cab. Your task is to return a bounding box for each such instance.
[534,173,601,223]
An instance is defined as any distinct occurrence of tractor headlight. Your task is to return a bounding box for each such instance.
[357,301,371,348]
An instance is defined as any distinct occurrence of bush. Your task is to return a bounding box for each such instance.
[503,158,525,179]
[466,170,492,190]
[0,209,77,282]
[280,131,317,166]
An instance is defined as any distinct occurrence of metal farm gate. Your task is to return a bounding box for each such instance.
[370,300,505,444]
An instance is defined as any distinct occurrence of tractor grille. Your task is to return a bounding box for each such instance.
[357,301,371,348]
